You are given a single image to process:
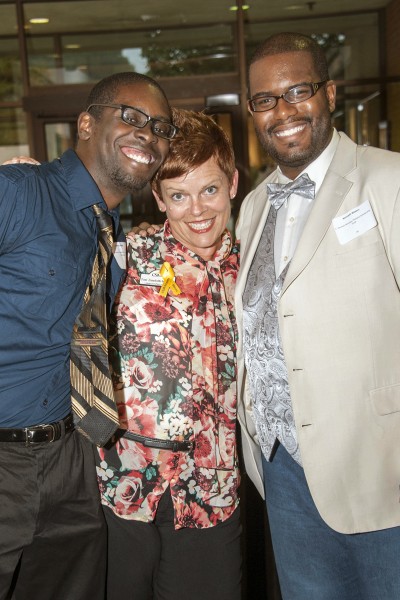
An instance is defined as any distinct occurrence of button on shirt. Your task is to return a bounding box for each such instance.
[0,149,125,427]
[274,130,340,276]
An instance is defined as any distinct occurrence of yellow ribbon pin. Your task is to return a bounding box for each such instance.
[159,262,181,297]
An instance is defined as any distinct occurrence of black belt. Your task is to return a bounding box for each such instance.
[0,413,74,445]
[121,430,194,452]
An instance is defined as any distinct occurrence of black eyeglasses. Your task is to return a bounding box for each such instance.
[248,81,328,113]
[86,103,179,140]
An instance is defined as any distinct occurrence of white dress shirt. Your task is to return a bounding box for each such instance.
[274,129,340,276]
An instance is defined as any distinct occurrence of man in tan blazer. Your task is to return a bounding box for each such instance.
[236,32,400,599]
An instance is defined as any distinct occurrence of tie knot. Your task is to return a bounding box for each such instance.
[266,173,315,210]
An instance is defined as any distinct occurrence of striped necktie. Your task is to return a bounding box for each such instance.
[70,204,119,446]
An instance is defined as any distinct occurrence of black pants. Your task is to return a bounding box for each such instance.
[0,430,106,600]
[105,490,242,600]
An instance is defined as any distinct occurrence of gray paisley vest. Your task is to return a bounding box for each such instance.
[242,206,301,465]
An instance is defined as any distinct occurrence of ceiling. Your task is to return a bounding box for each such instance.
[0,0,394,37]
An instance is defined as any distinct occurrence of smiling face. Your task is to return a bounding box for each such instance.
[77,81,171,208]
[249,51,336,179]
[153,156,238,261]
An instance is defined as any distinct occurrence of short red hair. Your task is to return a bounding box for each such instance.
[152,108,236,197]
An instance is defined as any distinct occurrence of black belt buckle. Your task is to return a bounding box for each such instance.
[171,440,194,452]
[171,440,180,452]
[24,423,56,446]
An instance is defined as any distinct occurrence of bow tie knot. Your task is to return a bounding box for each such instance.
[266,173,315,210]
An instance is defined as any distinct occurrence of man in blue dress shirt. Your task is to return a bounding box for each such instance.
[0,71,173,599]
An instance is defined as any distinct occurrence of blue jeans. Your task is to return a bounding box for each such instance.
[262,443,400,600]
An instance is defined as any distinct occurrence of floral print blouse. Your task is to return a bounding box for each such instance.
[97,221,240,530]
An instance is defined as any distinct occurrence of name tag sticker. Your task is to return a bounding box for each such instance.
[113,241,127,269]
[139,270,164,286]
[332,200,377,245]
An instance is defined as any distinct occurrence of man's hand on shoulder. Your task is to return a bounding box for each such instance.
[2,156,40,166]
[129,222,163,237]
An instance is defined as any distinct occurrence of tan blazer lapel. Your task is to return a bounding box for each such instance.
[240,202,270,274]
[282,135,356,294]
[236,180,274,297]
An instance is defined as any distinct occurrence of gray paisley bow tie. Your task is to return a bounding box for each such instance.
[266,173,315,210]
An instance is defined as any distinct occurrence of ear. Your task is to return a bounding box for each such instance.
[152,189,167,212]
[325,80,336,114]
[230,169,239,199]
[77,112,93,141]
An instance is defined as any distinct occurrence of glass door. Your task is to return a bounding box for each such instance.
[45,121,77,160]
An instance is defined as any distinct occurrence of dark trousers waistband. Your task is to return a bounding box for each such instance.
[121,430,194,452]
[0,413,74,444]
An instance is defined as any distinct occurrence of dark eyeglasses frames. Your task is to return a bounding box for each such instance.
[248,81,328,113]
[86,103,179,140]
